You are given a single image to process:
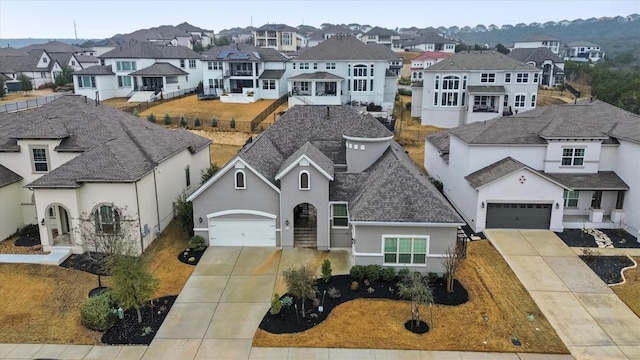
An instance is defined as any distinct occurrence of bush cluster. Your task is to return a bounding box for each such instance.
[189,235,206,251]
[350,264,396,282]
[80,292,115,331]
[397,88,412,96]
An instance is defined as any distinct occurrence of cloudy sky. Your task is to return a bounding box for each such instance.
[1,0,638,39]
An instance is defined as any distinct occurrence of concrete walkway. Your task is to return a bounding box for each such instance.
[0,248,71,265]
[485,229,640,360]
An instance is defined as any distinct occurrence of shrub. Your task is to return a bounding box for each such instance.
[398,77,412,85]
[230,117,236,129]
[406,102,412,110]
[321,259,332,283]
[428,272,440,283]
[365,264,383,282]
[280,295,293,307]
[194,117,201,128]
[398,88,412,96]
[147,113,156,123]
[211,117,218,127]
[398,268,411,280]
[350,281,359,291]
[381,267,396,282]
[179,114,188,128]
[327,287,341,298]
[80,292,115,331]
[163,113,171,125]
[430,178,444,193]
[270,293,282,315]
[349,265,366,281]
[189,235,206,251]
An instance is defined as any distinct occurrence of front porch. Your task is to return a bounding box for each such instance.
[562,214,619,229]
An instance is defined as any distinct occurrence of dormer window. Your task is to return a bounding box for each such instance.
[235,170,246,189]
[30,146,50,173]
[562,148,585,166]
[299,171,310,190]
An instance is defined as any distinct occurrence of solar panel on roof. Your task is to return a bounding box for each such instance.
[217,51,229,59]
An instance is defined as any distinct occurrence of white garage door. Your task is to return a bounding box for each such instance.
[208,218,276,247]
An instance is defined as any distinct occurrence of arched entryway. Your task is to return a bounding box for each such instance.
[45,204,71,246]
[293,203,317,248]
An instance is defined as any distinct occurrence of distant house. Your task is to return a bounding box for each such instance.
[410,51,453,82]
[201,43,290,103]
[425,100,640,235]
[0,96,210,253]
[0,48,63,89]
[306,25,356,47]
[563,41,605,63]
[188,105,463,273]
[362,27,403,52]
[217,27,256,44]
[367,43,403,77]
[513,35,561,55]
[253,24,299,51]
[176,22,215,48]
[509,47,565,87]
[402,32,456,52]
[286,35,397,110]
[411,51,540,128]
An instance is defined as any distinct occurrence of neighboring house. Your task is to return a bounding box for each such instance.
[402,32,456,53]
[425,100,640,235]
[286,35,398,110]
[201,43,289,103]
[253,24,299,51]
[76,55,100,69]
[20,40,96,57]
[0,48,62,89]
[362,27,403,52]
[306,25,355,47]
[0,95,210,252]
[218,27,256,44]
[74,42,201,101]
[410,51,453,82]
[508,47,565,87]
[187,105,463,273]
[368,43,403,77]
[563,41,605,62]
[513,35,562,55]
[176,22,215,48]
[411,51,540,128]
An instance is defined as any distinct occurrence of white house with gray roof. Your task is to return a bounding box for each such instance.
[509,47,565,87]
[513,35,562,55]
[425,100,640,236]
[362,27,403,52]
[0,48,63,90]
[412,51,541,128]
[253,24,299,52]
[563,41,605,63]
[0,96,210,253]
[188,105,463,273]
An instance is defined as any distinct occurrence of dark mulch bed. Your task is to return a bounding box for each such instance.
[555,229,639,248]
[177,247,206,265]
[580,255,635,284]
[14,236,41,247]
[405,320,429,334]
[59,252,109,276]
[102,296,176,345]
[259,274,468,334]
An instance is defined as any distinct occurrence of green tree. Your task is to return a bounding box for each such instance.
[0,77,6,98]
[18,74,32,95]
[321,259,332,283]
[175,190,193,237]
[214,35,231,46]
[200,163,219,184]
[283,264,317,318]
[192,43,205,53]
[398,272,433,328]
[495,43,510,55]
[54,66,74,86]
[110,253,159,324]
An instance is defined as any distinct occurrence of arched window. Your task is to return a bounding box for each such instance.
[95,204,120,234]
[235,170,246,189]
[299,171,310,190]
[352,64,370,92]
[434,75,462,107]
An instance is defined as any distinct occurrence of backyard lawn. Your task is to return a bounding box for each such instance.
[253,240,569,354]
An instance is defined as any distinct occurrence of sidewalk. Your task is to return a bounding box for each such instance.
[486,229,640,360]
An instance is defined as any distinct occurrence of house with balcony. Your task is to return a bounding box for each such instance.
[509,47,565,87]
[286,35,397,111]
[410,51,453,82]
[73,42,201,101]
[201,43,289,103]
[402,32,456,53]
[187,105,463,272]
[362,27,403,52]
[562,41,605,62]
[0,95,210,253]
[425,100,639,235]
[411,51,541,128]
[513,35,562,55]
[253,24,299,51]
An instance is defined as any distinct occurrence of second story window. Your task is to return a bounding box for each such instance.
[189,59,196,69]
[505,73,511,83]
[235,170,246,189]
[299,62,310,70]
[481,73,496,83]
[434,75,462,107]
[516,73,529,83]
[562,148,585,166]
[180,59,185,68]
[299,171,310,190]
[31,147,49,173]
[185,166,191,188]
[325,62,335,70]
[116,61,136,71]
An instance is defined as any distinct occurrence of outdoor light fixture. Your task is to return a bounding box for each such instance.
[285,220,290,226]
[481,202,485,208]
[198,217,203,223]
[556,203,560,209]
[40,218,45,225]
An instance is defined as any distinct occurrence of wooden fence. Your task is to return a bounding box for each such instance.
[249,94,288,132]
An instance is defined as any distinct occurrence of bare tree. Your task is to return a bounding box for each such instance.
[398,271,433,328]
[442,245,465,293]
[282,263,317,318]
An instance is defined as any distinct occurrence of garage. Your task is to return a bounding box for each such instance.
[486,203,552,229]
[208,216,276,247]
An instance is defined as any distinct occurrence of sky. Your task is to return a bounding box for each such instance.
[0,0,638,39]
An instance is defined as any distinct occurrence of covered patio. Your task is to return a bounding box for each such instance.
[288,72,344,106]
[129,62,188,92]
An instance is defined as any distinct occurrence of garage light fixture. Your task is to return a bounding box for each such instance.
[41,218,45,225]
[198,217,203,223]
[481,202,485,209]
[555,203,559,209]
[285,220,290,226]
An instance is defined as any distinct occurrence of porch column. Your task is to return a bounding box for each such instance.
[311,80,316,96]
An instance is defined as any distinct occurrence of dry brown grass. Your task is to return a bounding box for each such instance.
[611,256,640,317]
[0,89,55,105]
[101,97,139,110]
[188,130,248,166]
[253,240,569,354]
[145,221,194,297]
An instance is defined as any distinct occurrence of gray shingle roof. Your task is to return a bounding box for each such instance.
[289,72,344,80]
[0,96,210,188]
[0,165,22,188]
[100,42,201,59]
[426,51,538,72]
[467,85,506,94]
[545,172,629,190]
[566,41,599,47]
[402,32,456,46]
[277,142,334,179]
[202,43,287,62]
[295,35,390,61]
[257,24,298,32]
[365,27,398,36]
[0,49,57,73]
[20,41,85,53]
[517,35,561,42]
[259,70,285,79]
[367,43,403,61]
[508,47,564,67]
[76,55,99,63]
[74,65,115,75]
[307,25,353,41]
[465,157,529,188]
[129,62,188,76]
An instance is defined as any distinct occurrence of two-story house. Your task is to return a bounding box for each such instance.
[187,105,463,273]
[253,24,299,52]
[402,32,457,53]
[306,25,356,47]
[73,42,201,101]
[563,41,605,62]
[513,35,562,55]
[362,27,403,52]
[425,100,639,235]
[201,43,290,103]
[0,48,63,89]
[411,51,541,128]
[508,47,565,87]
[286,35,397,110]
[176,22,215,48]
[410,51,453,82]
[0,96,210,253]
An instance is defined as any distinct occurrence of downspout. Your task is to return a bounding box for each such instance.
[134,181,144,253]
[153,168,161,238]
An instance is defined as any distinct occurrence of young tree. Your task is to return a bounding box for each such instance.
[175,190,193,237]
[200,163,219,184]
[54,66,74,86]
[18,74,32,95]
[0,77,6,98]
[495,43,510,55]
[442,245,465,293]
[283,264,317,318]
[398,271,434,328]
[110,253,159,323]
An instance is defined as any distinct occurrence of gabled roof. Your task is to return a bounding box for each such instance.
[129,62,188,76]
[202,43,287,62]
[276,142,334,180]
[365,27,398,36]
[295,35,391,61]
[307,25,353,41]
[465,157,567,190]
[0,96,210,188]
[259,70,286,79]
[508,47,564,66]
[49,52,74,67]
[176,22,212,33]
[403,32,456,46]
[0,165,22,188]
[257,24,298,32]
[425,51,538,71]
[412,51,453,61]
[20,40,86,53]
[289,72,344,80]
[76,55,100,63]
[100,42,201,59]
[74,65,115,75]
[367,43,403,61]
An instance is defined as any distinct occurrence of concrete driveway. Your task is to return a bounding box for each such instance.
[485,229,640,360]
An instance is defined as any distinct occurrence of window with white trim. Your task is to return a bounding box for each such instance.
[117,76,132,88]
[352,64,368,92]
[95,204,120,234]
[563,190,580,208]
[504,73,511,83]
[325,62,335,70]
[533,73,539,83]
[503,94,509,107]
[530,94,536,107]
[299,171,310,190]
[515,94,526,108]
[561,148,585,166]
[180,59,185,68]
[384,236,428,265]
[77,76,96,88]
[31,146,49,172]
[331,204,348,228]
[435,75,461,107]
[235,170,246,189]
[516,73,529,83]
[208,61,222,70]
[189,59,196,68]
[262,79,276,89]
[299,62,310,70]
[116,61,136,71]
[481,73,496,83]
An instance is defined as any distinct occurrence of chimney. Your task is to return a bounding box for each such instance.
[326,106,330,118]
